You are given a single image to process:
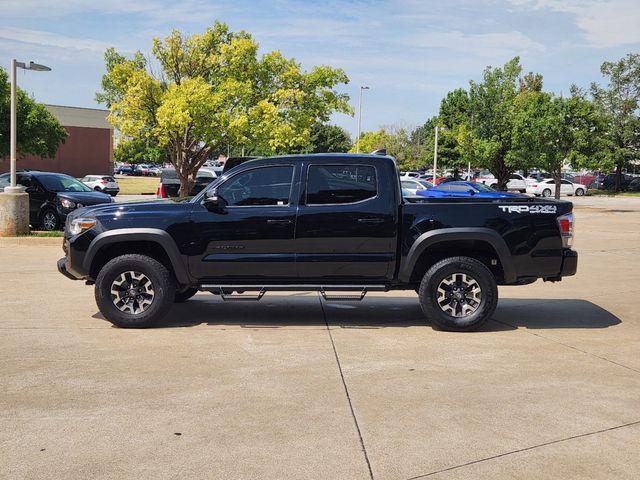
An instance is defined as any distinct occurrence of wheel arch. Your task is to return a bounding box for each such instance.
[399,228,516,284]
[84,229,190,284]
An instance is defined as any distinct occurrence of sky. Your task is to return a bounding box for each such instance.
[1,0,640,138]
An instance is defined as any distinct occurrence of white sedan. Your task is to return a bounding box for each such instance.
[401,178,433,196]
[526,179,587,197]
[478,173,527,192]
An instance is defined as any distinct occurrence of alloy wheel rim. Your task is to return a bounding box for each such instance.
[43,212,56,231]
[110,271,155,314]
[436,273,482,318]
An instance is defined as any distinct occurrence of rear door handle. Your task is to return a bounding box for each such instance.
[357,217,384,224]
[267,219,293,225]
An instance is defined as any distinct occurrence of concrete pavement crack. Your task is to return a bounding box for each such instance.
[318,294,375,480]
[491,318,640,375]
[405,419,640,479]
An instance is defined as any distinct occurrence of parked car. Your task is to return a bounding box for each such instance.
[147,165,162,176]
[80,175,120,196]
[58,153,577,331]
[0,171,113,231]
[156,167,218,198]
[400,171,421,179]
[401,178,433,195]
[133,164,150,176]
[627,178,640,192]
[478,173,527,192]
[526,179,587,197]
[597,173,635,190]
[114,165,134,176]
[572,173,597,186]
[416,181,525,199]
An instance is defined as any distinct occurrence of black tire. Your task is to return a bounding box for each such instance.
[175,287,198,303]
[542,188,552,197]
[94,186,102,191]
[40,209,59,231]
[575,188,585,196]
[418,256,498,332]
[94,254,175,328]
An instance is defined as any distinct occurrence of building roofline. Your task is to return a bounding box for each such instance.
[44,104,109,113]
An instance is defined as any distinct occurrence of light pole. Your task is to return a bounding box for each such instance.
[355,86,369,153]
[0,60,51,236]
[432,126,447,184]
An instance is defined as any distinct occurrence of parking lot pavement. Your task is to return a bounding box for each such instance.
[2,198,640,479]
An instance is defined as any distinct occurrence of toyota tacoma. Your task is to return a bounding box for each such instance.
[57,153,577,331]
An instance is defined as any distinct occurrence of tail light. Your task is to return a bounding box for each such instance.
[156,183,165,198]
[557,213,574,248]
[531,183,538,188]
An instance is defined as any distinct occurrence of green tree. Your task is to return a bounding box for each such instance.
[352,126,424,170]
[464,57,524,190]
[351,130,389,154]
[511,91,606,198]
[114,137,168,164]
[307,123,352,153]
[590,53,640,191]
[0,67,67,160]
[97,22,351,196]
[519,72,544,93]
[95,48,147,108]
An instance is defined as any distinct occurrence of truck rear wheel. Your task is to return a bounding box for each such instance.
[95,254,175,328]
[418,256,498,331]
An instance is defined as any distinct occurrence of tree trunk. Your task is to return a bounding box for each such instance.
[495,166,510,191]
[176,150,195,198]
[614,164,622,192]
[553,171,562,199]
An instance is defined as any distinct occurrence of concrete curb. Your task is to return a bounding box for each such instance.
[0,236,63,247]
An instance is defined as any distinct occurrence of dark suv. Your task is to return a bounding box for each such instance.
[0,170,113,231]
[591,173,635,190]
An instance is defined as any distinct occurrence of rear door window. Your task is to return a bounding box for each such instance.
[306,165,377,205]
[218,165,294,206]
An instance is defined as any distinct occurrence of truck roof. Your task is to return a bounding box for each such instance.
[235,153,397,169]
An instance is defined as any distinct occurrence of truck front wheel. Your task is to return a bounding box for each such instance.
[418,256,498,331]
[95,254,175,328]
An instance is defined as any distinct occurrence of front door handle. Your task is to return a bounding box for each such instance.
[267,219,293,225]
[357,217,384,224]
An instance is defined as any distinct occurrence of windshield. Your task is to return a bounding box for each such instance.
[471,182,495,192]
[38,174,92,192]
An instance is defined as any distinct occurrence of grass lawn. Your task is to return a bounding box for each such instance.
[115,176,159,195]
[24,231,65,237]
[587,189,640,197]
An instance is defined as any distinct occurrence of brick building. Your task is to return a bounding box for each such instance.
[0,105,113,177]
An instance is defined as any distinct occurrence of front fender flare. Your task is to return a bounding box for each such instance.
[398,228,516,283]
[83,228,190,284]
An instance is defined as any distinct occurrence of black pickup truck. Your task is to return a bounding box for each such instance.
[58,153,577,331]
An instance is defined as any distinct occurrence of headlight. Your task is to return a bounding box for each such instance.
[60,198,76,209]
[69,217,97,236]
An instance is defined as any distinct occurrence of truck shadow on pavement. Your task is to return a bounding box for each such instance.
[94,295,621,331]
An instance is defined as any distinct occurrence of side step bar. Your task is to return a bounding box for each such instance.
[199,284,387,302]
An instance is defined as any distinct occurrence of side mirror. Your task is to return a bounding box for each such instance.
[468,189,476,195]
[25,186,37,194]
[203,190,227,212]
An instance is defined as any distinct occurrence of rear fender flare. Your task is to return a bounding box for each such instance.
[83,228,190,284]
[399,228,516,283]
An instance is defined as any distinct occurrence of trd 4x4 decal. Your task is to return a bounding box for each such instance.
[498,205,557,214]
